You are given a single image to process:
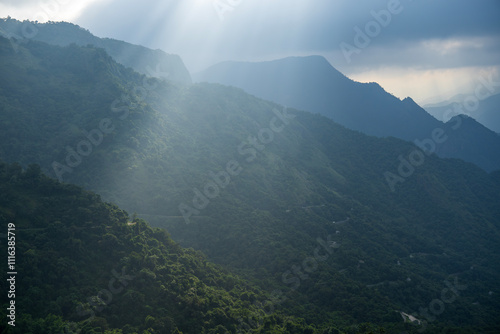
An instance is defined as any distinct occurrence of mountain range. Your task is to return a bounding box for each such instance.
[195,56,500,172]
[425,93,500,134]
[0,18,191,84]
[1,20,499,333]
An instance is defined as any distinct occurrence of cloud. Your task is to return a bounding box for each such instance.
[349,66,500,104]
[0,0,101,22]
[69,0,500,69]
[329,36,500,71]
[2,0,499,101]
[0,0,38,6]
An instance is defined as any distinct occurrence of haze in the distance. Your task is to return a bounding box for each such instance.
[2,0,499,104]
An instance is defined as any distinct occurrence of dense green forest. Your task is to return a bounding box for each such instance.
[1,161,350,333]
[1,34,499,333]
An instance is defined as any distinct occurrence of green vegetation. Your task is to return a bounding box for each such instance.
[0,161,339,333]
[0,18,192,84]
[194,56,500,172]
[0,35,499,333]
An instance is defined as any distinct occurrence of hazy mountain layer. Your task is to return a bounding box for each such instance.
[426,93,500,134]
[0,18,192,84]
[195,56,500,172]
[1,36,499,332]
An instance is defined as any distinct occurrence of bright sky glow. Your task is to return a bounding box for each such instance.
[0,0,101,23]
[2,0,499,104]
[349,66,500,105]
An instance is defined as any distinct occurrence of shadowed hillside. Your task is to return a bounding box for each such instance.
[1,36,500,333]
[195,56,500,172]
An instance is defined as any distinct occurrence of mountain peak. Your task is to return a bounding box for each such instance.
[447,114,482,128]
[448,113,475,124]
[269,55,348,79]
[277,54,331,66]
[402,96,417,104]
[0,18,192,84]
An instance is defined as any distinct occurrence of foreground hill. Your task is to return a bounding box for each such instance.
[0,161,332,333]
[0,18,191,84]
[195,56,500,172]
[1,36,499,332]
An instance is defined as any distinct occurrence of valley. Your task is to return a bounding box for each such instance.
[1,17,499,334]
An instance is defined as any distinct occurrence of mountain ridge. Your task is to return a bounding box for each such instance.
[0,18,192,84]
[1,34,499,333]
[426,93,500,133]
[195,55,500,172]
[0,160,330,333]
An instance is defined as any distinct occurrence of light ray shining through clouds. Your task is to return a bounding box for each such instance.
[2,0,500,104]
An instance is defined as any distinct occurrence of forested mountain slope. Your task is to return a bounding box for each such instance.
[0,18,191,84]
[195,56,500,172]
[1,36,499,333]
[0,161,332,333]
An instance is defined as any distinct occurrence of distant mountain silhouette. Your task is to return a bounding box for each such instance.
[0,18,191,84]
[195,56,441,139]
[422,93,469,108]
[195,56,500,171]
[439,115,500,172]
[425,93,500,133]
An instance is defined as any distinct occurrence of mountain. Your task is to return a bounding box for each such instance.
[0,18,192,84]
[194,56,500,172]
[439,115,500,171]
[1,36,500,332]
[0,161,324,333]
[425,93,500,133]
[422,93,469,108]
[193,56,442,140]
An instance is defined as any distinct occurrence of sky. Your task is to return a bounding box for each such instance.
[1,0,499,104]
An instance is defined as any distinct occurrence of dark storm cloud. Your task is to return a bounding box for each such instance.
[71,0,499,72]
